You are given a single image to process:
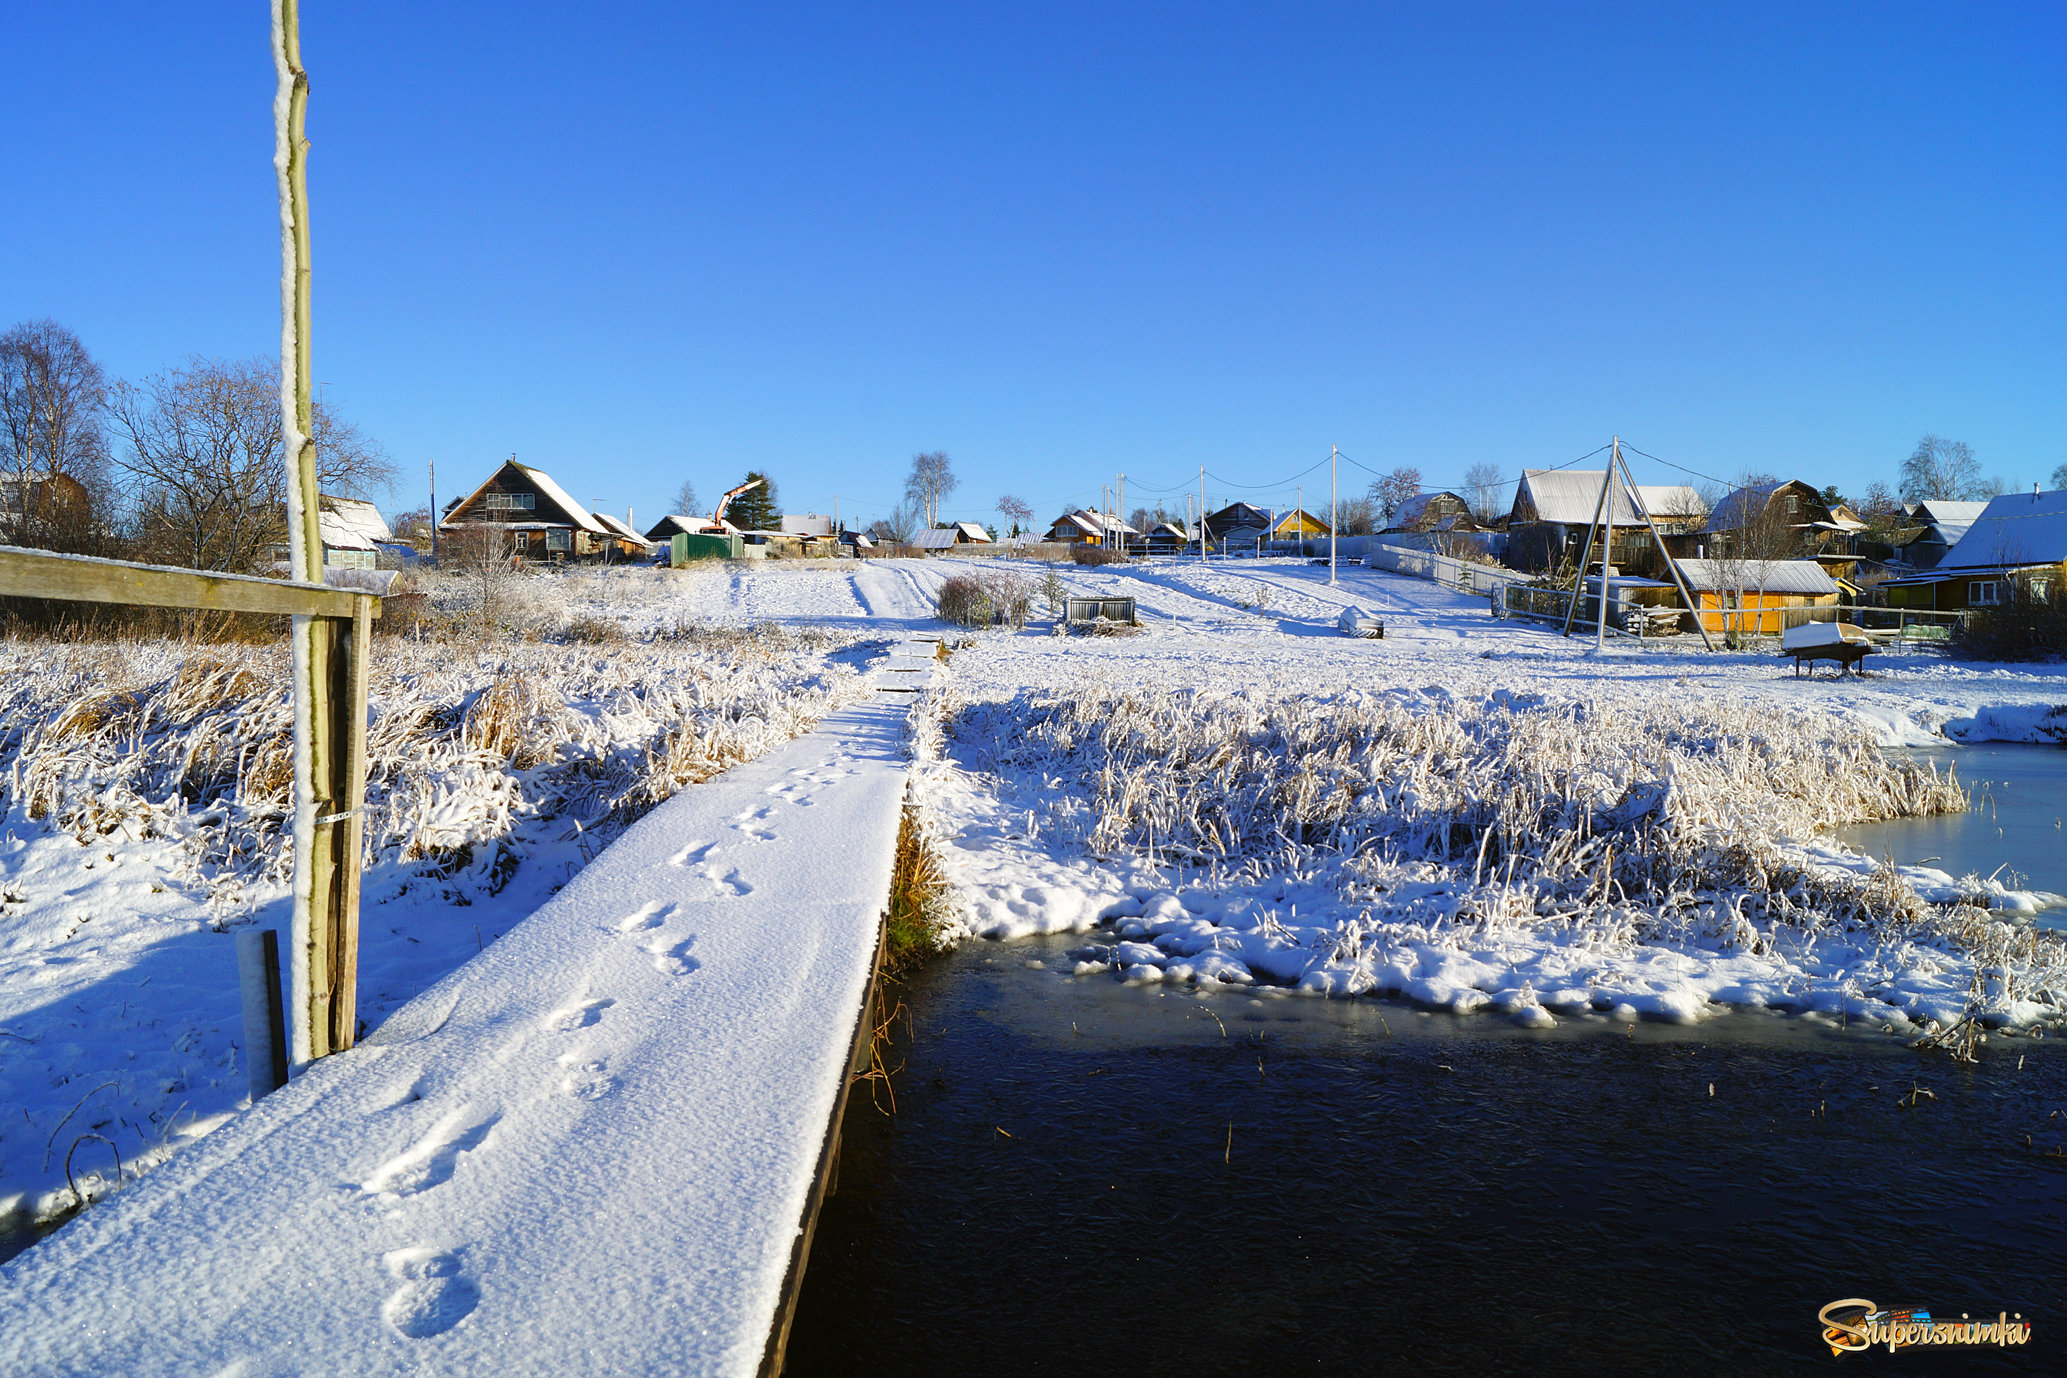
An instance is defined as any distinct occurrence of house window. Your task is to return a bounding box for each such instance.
[2032,579,2051,602]
[545,528,570,552]
[484,492,535,511]
[1969,580,2000,606]
[1785,495,1799,515]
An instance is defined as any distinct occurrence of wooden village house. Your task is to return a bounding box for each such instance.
[439,460,612,562]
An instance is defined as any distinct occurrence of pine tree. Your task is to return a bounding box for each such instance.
[726,470,779,531]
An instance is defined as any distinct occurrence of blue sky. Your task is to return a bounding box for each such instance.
[6,3,2063,529]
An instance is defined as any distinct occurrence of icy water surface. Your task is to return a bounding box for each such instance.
[786,934,2067,1375]
[1841,741,2067,929]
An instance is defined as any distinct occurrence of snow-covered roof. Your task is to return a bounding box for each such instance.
[1706,481,1825,533]
[1937,490,2067,569]
[592,512,651,543]
[511,463,606,533]
[316,495,389,551]
[439,461,608,534]
[1669,558,1839,595]
[1910,500,1989,546]
[1514,471,1705,526]
[1388,492,1469,529]
[915,525,990,548]
[1050,510,1137,539]
[781,514,834,537]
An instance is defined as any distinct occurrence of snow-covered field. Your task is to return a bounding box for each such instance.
[8,553,2067,1241]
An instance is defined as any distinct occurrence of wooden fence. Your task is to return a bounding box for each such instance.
[0,546,380,1059]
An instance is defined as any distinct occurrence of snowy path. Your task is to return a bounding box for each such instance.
[0,696,912,1376]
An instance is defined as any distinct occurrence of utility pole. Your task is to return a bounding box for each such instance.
[1329,444,1338,584]
[1596,436,1620,652]
[1199,466,1207,562]
[1296,483,1302,555]
[428,458,436,560]
[1117,473,1126,553]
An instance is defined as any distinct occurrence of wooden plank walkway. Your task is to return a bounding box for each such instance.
[0,675,923,1376]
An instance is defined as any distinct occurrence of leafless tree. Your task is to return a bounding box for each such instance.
[390,506,433,550]
[0,319,117,553]
[1333,494,1377,536]
[1370,466,1421,520]
[111,356,395,572]
[1462,462,1505,522]
[996,493,1033,535]
[1900,434,1986,502]
[870,497,922,545]
[1856,479,1902,529]
[440,521,522,640]
[1707,472,1803,645]
[673,479,700,518]
[905,451,957,530]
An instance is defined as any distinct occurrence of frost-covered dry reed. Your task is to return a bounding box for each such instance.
[944,684,2067,1033]
[0,626,871,914]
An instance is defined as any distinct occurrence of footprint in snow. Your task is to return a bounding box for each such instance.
[612,902,703,975]
[362,1105,501,1199]
[381,1247,480,1340]
[668,841,715,868]
[730,807,776,842]
[696,866,751,898]
[557,1054,617,1101]
[545,997,614,1032]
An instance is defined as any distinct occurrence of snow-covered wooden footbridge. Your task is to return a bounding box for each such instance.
[0,638,941,1376]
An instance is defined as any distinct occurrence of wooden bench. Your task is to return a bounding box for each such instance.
[1779,622,1873,677]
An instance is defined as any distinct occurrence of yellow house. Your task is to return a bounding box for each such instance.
[1269,508,1332,539]
[1672,557,1839,634]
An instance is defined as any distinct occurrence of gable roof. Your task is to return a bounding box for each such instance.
[1271,508,1332,537]
[316,495,390,551]
[592,512,649,543]
[1204,502,1272,531]
[645,514,702,541]
[1049,509,1137,538]
[1706,479,1826,533]
[440,460,607,534]
[1908,499,1989,547]
[1388,491,1470,530]
[1669,558,1839,595]
[1937,489,2067,569]
[1513,470,1706,526]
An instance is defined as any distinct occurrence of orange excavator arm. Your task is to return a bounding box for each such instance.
[709,477,765,530]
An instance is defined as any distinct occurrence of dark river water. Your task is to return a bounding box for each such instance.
[1841,742,2067,929]
[785,934,2067,1376]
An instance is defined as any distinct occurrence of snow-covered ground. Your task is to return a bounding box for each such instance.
[883,556,2067,1042]
[7,552,2067,1270]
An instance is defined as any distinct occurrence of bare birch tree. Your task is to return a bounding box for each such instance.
[0,319,116,552]
[1370,466,1421,521]
[1462,462,1505,522]
[1900,434,1985,502]
[905,451,957,529]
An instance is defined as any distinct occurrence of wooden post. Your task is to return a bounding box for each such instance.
[274,0,366,1064]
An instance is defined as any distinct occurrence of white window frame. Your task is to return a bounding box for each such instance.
[484,492,536,511]
[1969,580,2000,606]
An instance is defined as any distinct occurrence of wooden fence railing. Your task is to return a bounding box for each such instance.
[0,545,380,1062]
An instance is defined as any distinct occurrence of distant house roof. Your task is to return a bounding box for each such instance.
[645,514,701,541]
[1270,508,1332,538]
[1706,480,1828,533]
[592,512,650,543]
[1388,492,1472,531]
[915,523,992,549]
[1512,470,1706,526]
[1909,499,1990,547]
[1049,510,1136,540]
[316,495,390,551]
[1936,490,2067,569]
[1145,521,1191,541]
[1203,503,1272,534]
[440,460,607,534]
[781,513,834,537]
[1670,558,1839,595]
